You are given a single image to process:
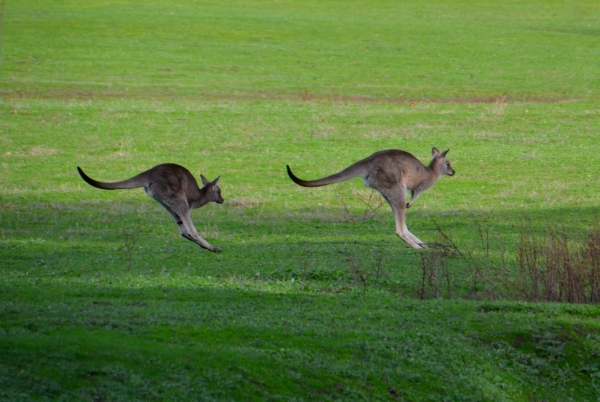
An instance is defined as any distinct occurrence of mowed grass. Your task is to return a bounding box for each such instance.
[2,0,600,401]
[5,0,600,100]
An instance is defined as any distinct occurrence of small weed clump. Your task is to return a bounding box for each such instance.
[121,216,142,270]
[346,251,387,294]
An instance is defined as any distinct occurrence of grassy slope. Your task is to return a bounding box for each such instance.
[2,0,600,400]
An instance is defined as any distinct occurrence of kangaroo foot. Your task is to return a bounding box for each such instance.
[181,233,221,253]
[398,233,423,249]
[406,231,428,249]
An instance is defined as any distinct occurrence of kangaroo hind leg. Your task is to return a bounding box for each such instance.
[379,185,427,249]
[148,190,221,253]
[178,209,222,253]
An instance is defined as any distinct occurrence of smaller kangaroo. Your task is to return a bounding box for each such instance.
[287,148,455,249]
[77,164,223,253]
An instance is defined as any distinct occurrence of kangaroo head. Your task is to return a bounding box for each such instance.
[201,174,224,204]
[431,147,455,177]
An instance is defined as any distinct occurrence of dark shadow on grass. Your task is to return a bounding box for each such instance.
[3,197,600,399]
[2,201,599,302]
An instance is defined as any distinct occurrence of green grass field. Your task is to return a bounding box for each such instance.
[2,0,600,400]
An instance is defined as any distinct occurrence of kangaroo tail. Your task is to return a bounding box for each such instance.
[286,164,365,188]
[77,167,146,190]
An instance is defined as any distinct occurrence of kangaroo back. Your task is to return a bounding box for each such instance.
[286,161,367,187]
[77,167,148,190]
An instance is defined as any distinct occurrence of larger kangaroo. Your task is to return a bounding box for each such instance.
[287,148,455,249]
[77,164,223,253]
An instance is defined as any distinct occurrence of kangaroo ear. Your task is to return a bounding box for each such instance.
[211,176,220,186]
[432,147,440,157]
[201,174,209,186]
[441,149,450,158]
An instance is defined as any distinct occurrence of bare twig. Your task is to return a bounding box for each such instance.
[121,217,142,269]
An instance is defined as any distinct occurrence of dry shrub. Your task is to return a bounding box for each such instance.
[424,220,600,304]
[418,247,450,299]
[346,252,387,294]
[514,227,600,303]
[338,189,384,221]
